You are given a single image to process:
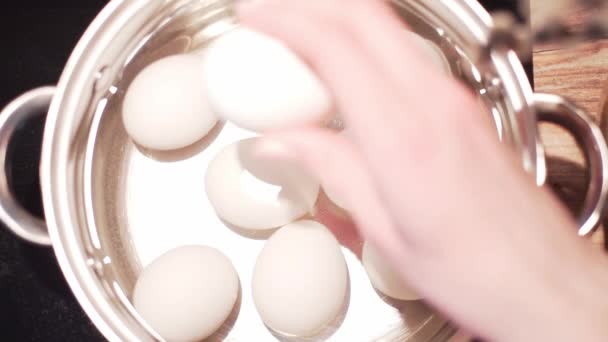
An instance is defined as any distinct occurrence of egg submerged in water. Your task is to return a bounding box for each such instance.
[205,138,320,231]
[202,27,333,132]
[252,220,349,337]
[122,54,218,151]
[132,246,239,342]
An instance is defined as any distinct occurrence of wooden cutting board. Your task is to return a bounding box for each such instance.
[531,0,608,247]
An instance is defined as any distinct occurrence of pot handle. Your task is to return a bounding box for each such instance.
[534,93,608,237]
[0,87,54,246]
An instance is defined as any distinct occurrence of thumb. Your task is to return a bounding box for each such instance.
[255,127,408,259]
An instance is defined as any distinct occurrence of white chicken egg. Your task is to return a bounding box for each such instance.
[362,242,421,301]
[132,246,239,342]
[252,220,348,336]
[205,138,320,230]
[202,27,332,132]
[122,54,218,151]
[407,31,451,75]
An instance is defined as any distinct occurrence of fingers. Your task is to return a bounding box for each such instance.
[238,1,434,159]
[238,0,509,242]
[254,127,410,258]
[277,0,451,91]
[238,0,482,139]
[237,0,494,207]
[314,193,363,257]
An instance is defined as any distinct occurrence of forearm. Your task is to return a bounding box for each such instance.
[437,236,608,342]
[476,218,608,342]
[501,189,608,342]
[405,183,608,342]
[513,242,608,342]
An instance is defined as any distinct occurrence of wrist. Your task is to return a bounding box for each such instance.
[563,249,608,341]
[512,244,608,342]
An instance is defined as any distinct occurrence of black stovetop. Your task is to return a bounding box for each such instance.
[0,1,528,341]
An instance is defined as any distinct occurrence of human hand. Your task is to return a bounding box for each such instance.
[239,0,608,341]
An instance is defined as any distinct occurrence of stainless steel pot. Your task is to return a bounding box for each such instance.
[1,0,607,341]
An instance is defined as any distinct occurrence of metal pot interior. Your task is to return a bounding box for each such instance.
[43,0,535,340]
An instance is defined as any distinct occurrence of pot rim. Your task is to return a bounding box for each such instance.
[41,1,167,340]
[39,0,540,341]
